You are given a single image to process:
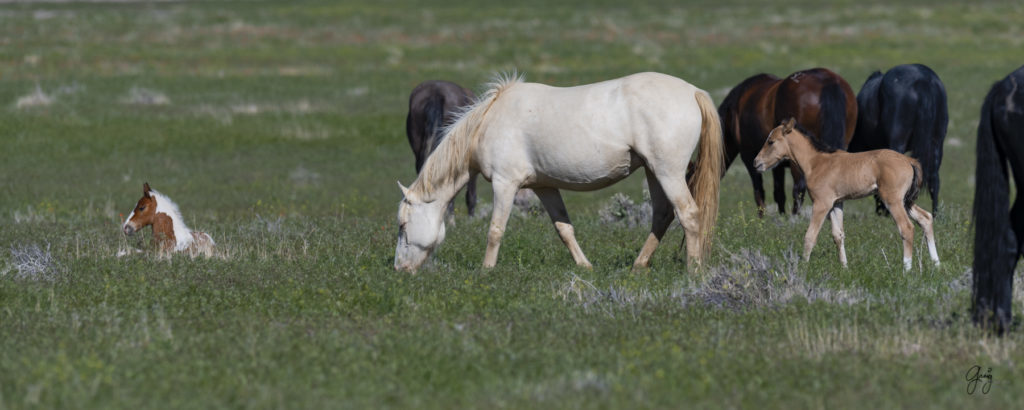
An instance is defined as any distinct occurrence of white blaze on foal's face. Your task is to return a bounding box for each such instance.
[394,185,447,272]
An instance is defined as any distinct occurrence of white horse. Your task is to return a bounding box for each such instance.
[395,72,724,272]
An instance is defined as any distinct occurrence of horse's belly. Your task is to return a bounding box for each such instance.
[527,151,641,191]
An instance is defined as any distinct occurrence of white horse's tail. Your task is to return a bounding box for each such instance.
[412,74,519,197]
[690,91,725,263]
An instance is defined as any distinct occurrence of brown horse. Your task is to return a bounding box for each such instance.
[406,80,479,216]
[720,68,857,216]
[122,183,215,257]
[753,118,939,271]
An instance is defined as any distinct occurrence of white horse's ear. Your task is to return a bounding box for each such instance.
[397,181,410,198]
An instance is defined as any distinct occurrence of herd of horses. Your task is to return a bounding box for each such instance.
[394,64,1024,334]
[396,65,947,275]
[117,65,1023,334]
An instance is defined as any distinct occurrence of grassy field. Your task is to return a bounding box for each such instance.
[1,0,1023,408]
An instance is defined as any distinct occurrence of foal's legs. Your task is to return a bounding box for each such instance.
[534,187,592,268]
[829,205,847,267]
[907,204,940,266]
[482,180,520,268]
[886,202,916,271]
[634,169,675,269]
[803,200,833,261]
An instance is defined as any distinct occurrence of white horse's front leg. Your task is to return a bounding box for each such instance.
[482,180,519,268]
[533,187,592,268]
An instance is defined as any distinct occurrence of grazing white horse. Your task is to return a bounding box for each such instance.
[395,72,724,272]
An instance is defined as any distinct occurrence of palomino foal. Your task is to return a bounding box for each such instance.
[122,183,215,257]
[753,118,939,270]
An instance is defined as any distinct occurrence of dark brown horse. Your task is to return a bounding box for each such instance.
[406,80,478,215]
[719,68,857,216]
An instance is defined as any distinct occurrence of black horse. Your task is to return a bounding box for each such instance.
[973,65,1024,335]
[406,80,478,216]
[848,64,948,214]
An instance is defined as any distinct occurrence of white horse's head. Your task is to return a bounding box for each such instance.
[394,182,447,272]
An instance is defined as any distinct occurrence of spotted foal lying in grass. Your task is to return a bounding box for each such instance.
[753,118,939,270]
[121,183,215,257]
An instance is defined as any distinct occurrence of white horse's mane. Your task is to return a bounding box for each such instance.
[411,71,524,198]
[150,189,195,251]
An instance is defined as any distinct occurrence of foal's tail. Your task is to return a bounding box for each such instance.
[691,91,725,263]
[904,159,922,210]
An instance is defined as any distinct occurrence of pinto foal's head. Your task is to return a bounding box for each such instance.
[754,118,800,172]
[122,182,159,236]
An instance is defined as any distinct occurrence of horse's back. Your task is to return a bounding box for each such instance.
[478,72,708,191]
[776,68,856,146]
[493,72,705,140]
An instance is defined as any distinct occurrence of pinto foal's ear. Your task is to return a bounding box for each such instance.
[143,182,152,197]
[782,117,796,133]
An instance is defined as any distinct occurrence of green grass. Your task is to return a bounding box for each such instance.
[1,1,1022,408]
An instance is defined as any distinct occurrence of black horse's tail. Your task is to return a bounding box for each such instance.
[910,79,948,213]
[818,82,849,150]
[423,93,447,155]
[904,160,922,210]
[972,84,1016,334]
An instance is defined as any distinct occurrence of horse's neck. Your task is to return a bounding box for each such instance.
[151,213,177,248]
[420,171,470,203]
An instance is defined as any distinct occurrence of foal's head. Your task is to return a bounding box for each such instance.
[394,181,448,273]
[754,118,799,172]
[122,182,158,236]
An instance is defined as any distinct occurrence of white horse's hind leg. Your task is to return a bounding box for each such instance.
[482,180,519,268]
[908,204,940,266]
[651,173,701,268]
[829,205,847,267]
[534,188,592,268]
[633,169,674,269]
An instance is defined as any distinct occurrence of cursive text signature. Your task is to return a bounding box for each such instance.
[965,365,993,395]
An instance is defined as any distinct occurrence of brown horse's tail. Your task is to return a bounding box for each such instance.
[690,91,725,263]
[904,159,923,210]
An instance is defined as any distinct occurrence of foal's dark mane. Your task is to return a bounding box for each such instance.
[792,123,837,153]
